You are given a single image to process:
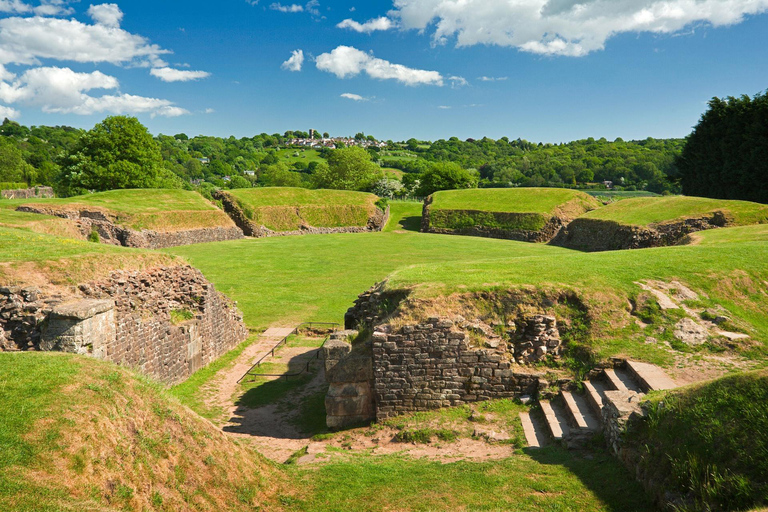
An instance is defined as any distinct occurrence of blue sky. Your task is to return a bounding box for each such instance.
[0,0,767,142]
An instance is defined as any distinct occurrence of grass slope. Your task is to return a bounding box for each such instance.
[18,189,234,232]
[430,187,601,214]
[0,353,284,511]
[630,369,768,511]
[582,195,768,227]
[226,187,381,231]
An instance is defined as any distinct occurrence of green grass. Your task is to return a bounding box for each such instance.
[585,190,660,199]
[277,148,325,164]
[227,187,377,208]
[382,200,422,232]
[629,369,768,511]
[582,195,768,227]
[0,226,126,263]
[430,188,600,214]
[289,448,654,511]
[165,203,565,329]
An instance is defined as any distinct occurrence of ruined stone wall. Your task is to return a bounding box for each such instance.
[1,186,54,199]
[553,212,728,252]
[372,318,544,420]
[0,266,249,384]
[15,205,244,249]
[323,330,375,429]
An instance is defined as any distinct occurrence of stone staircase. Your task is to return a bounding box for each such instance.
[521,360,678,449]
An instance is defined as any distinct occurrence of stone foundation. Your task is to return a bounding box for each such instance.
[15,205,244,249]
[1,266,249,384]
[323,331,376,429]
[513,315,562,363]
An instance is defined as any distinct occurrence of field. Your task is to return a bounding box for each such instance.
[582,195,768,227]
[13,189,235,232]
[429,187,600,214]
[276,148,325,164]
[224,187,382,231]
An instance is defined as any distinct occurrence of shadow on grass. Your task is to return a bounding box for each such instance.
[223,349,330,439]
[524,446,656,511]
[395,216,421,232]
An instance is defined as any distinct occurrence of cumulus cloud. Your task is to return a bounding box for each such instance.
[281,49,304,71]
[391,0,768,56]
[315,45,443,86]
[0,104,20,118]
[87,3,123,27]
[270,2,303,12]
[0,66,188,117]
[150,67,211,82]
[0,13,169,66]
[340,93,368,101]
[448,75,467,87]
[337,16,395,33]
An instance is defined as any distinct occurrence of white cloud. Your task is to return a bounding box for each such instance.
[0,0,73,16]
[204,107,215,114]
[337,16,395,33]
[0,105,20,118]
[270,2,303,12]
[0,0,30,14]
[391,0,768,56]
[0,14,170,66]
[315,45,443,86]
[448,75,467,87]
[437,105,451,109]
[281,49,304,71]
[0,66,188,117]
[478,76,508,81]
[87,3,123,28]
[340,93,368,101]
[150,67,211,82]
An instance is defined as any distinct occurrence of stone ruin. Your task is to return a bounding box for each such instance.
[513,315,562,364]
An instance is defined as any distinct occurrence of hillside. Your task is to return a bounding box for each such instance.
[558,196,768,251]
[0,352,285,511]
[422,187,601,242]
[218,187,388,236]
[625,369,768,510]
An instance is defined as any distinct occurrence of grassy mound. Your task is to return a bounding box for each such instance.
[424,188,601,240]
[0,353,284,512]
[0,225,176,287]
[628,370,768,510]
[582,196,768,227]
[18,189,235,232]
[225,187,382,232]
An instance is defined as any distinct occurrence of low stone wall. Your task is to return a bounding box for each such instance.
[372,318,544,420]
[420,196,565,243]
[553,213,728,252]
[214,190,390,238]
[15,205,244,249]
[0,266,249,384]
[1,186,54,199]
[323,330,376,429]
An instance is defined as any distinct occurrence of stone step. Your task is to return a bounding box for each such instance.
[614,366,645,393]
[561,390,601,431]
[602,368,628,391]
[583,379,608,420]
[540,400,571,441]
[626,360,677,392]
[519,411,548,449]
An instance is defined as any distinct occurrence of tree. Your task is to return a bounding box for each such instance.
[312,146,382,191]
[678,91,768,203]
[227,175,251,189]
[416,162,478,196]
[57,116,163,194]
[0,137,34,184]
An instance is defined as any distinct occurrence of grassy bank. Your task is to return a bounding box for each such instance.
[430,188,601,214]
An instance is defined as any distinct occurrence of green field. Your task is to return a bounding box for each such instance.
[277,148,325,164]
[14,189,234,232]
[430,187,601,214]
[582,195,768,227]
[227,187,377,208]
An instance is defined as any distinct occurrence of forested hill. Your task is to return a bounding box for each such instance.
[386,137,685,193]
[0,117,683,195]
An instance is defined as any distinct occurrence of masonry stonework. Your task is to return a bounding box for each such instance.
[0,266,248,384]
[1,186,54,199]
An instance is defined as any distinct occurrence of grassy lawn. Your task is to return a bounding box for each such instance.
[277,148,325,164]
[165,203,566,329]
[288,448,654,511]
[430,188,601,214]
[582,195,768,226]
[227,187,378,208]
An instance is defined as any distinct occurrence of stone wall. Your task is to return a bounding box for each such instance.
[15,205,244,249]
[372,318,545,420]
[0,266,249,384]
[322,330,376,429]
[553,212,729,252]
[214,190,390,238]
[1,186,54,199]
